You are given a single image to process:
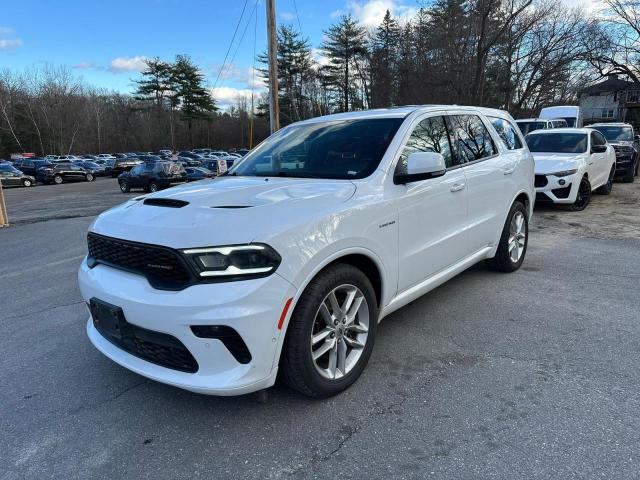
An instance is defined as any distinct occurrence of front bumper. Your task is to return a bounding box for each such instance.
[79,257,297,395]
[534,173,579,204]
[614,155,635,177]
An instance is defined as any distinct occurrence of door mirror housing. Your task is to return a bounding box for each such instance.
[395,152,447,184]
[591,144,607,154]
[634,135,640,142]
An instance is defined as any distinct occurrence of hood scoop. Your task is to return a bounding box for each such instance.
[143,198,189,208]
[211,205,252,209]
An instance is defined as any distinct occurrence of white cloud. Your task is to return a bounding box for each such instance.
[311,48,331,68]
[210,86,265,108]
[332,0,418,27]
[0,38,22,50]
[0,27,13,36]
[280,11,296,21]
[73,62,97,70]
[564,0,607,14]
[209,63,266,89]
[108,56,148,73]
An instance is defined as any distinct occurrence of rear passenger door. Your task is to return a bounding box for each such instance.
[446,114,507,252]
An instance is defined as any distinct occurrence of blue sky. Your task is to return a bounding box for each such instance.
[0,0,596,107]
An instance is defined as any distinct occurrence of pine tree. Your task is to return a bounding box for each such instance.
[370,10,401,108]
[321,15,368,112]
[170,54,217,145]
[259,25,314,126]
[134,57,172,109]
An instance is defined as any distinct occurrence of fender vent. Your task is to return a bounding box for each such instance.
[143,198,189,208]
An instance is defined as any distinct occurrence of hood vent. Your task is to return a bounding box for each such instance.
[143,198,189,208]
[211,205,252,209]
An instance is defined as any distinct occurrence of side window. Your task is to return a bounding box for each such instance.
[591,131,606,146]
[130,165,144,175]
[446,115,497,163]
[395,115,454,176]
[489,117,523,151]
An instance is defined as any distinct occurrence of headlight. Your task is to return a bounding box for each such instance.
[549,169,577,177]
[182,244,281,279]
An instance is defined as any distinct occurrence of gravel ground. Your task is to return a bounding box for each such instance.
[1,178,639,479]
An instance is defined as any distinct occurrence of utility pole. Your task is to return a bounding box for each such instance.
[266,0,280,133]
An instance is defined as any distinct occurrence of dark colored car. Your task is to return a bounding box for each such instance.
[200,159,225,175]
[185,166,215,181]
[12,158,53,177]
[118,161,187,193]
[78,161,107,176]
[176,156,202,167]
[0,163,36,187]
[178,151,205,161]
[39,163,96,184]
[110,157,144,177]
[235,149,250,156]
[589,123,639,182]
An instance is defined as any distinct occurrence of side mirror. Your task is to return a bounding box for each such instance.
[635,135,640,142]
[395,152,447,184]
[591,144,607,154]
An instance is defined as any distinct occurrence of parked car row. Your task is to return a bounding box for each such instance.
[0,147,249,189]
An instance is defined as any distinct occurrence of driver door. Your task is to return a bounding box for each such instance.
[589,131,609,186]
[394,114,469,293]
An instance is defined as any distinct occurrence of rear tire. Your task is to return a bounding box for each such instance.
[149,182,159,192]
[22,179,33,187]
[86,173,95,182]
[119,181,130,193]
[567,176,591,211]
[596,166,614,195]
[281,264,378,398]
[487,201,528,273]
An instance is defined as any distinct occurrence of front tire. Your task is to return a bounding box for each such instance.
[22,179,33,187]
[281,264,378,398]
[487,201,528,273]
[119,181,130,193]
[53,174,63,185]
[149,182,159,192]
[568,176,591,211]
[86,173,95,182]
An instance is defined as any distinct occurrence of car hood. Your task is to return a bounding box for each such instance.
[532,153,585,174]
[90,176,357,248]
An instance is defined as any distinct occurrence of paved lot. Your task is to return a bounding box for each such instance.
[1,179,639,479]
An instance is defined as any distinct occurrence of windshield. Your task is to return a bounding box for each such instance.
[517,122,546,135]
[591,126,633,142]
[526,133,588,153]
[230,118,404,180]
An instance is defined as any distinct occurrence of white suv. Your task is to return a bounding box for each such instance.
[79,106,534,397]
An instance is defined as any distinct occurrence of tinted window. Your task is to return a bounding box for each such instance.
[231,118,404,179]
[591,131,606,146]
[489,117,523,150]
[591,126,633,142]
[395,116,454,176]
[446,115,496,163]
[516,121,547,135]
[526,133,588,153]
[130,165,144,175]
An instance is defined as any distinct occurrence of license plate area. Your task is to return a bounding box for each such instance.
[90,298,133,348]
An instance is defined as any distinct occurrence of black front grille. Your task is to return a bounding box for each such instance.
[87,232,193,290]
[536,192,551,202]
[94,313,198,373]
[535,175,548,188]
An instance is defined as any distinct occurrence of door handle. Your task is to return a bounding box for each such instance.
[450,182,466,192]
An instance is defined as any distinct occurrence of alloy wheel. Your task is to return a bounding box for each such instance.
[310,284,370,380]
[574,178,591,210]
[508,211,526,263]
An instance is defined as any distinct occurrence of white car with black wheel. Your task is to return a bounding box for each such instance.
[527,128,616,211]
[79,106,534,398]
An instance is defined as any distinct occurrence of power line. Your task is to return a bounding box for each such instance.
[212,0,250,91]
[292,0,303,34]
[220,0,259,85]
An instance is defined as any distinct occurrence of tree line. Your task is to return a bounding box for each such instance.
[1,0,639,158]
